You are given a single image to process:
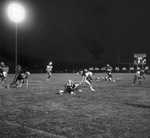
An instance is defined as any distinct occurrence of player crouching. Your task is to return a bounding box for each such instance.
[132,69,145,86]
[59,80,82,95]
[7,71,30,88]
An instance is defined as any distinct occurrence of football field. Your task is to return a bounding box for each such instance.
[0,73,150,138]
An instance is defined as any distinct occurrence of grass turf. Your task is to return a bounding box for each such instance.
[0,73,150,138]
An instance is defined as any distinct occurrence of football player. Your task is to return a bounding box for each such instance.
[0,62,9,84]
[7,71,30,88]
[132,69,145,86]
[46,62,53,81]
[78,69,95,91]
[59,80,82,95]
[105,64,116,82]
[8,65,22,87]
[15,71,30,88]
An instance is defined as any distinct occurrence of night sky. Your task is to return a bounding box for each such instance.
[0,0,150,70]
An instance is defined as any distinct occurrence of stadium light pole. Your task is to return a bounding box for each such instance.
[7,3,25,72]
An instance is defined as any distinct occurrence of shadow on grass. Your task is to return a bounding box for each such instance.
[124,102,150,109]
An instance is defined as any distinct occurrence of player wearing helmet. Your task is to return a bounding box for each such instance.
[105,64,116,82]
[132,69,145,86]
[78,69,95,91]
[0,62,9,85]
[59,80,81,95]
[46,62,53,81]
[8,65,22,87]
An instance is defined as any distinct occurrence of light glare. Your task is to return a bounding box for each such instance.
[7,3,25,23]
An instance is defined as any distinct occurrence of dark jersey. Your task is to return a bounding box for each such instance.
[65,82,75,89]
[16,66,22,74]
[106,65,113,75]
[64,81,76,93]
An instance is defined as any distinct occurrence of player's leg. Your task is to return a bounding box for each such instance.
[1,76,5,84]
[138,76,142,85]
[47,71,51,81]
[1,72,7,83]
[142,75,145,80]
[105,75,109,81]
[0,75,2,86]
[85,79,95,91]
[79,76,86,85]
[25,79,29,87]
[8,74,20,88]
[132,75,137,86]
[108,73,115,82]
[16,81,21,88]
[11,74,19,85]
[74,83,82,92]
[48,72,52,78]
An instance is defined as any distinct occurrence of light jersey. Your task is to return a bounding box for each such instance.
[65,81,75,88]
[46,65,53,72]
[106,66,112,73]
[136,71,141,76]
[136,70,144,77]
[2,66,9,73]
[0,66,9,77]
[84,71,93,80]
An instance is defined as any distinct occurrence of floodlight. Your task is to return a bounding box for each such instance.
[7,3,25,72]
[7,3,25,23]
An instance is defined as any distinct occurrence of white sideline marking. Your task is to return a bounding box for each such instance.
[0,120,67,138]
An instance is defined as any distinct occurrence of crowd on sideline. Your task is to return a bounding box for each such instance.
[89,66,150,74]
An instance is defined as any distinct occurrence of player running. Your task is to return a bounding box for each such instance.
[77,69,95,91]
[46,62,53,81]
[105,64,116,82]
[0,62,9,85]
[132,69,145,86]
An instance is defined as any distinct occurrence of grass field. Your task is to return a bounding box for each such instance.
[0,73,150,138]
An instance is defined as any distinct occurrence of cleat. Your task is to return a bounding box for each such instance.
[59,90,64,95]
[91,88,95,91]
[70,92,76,95]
